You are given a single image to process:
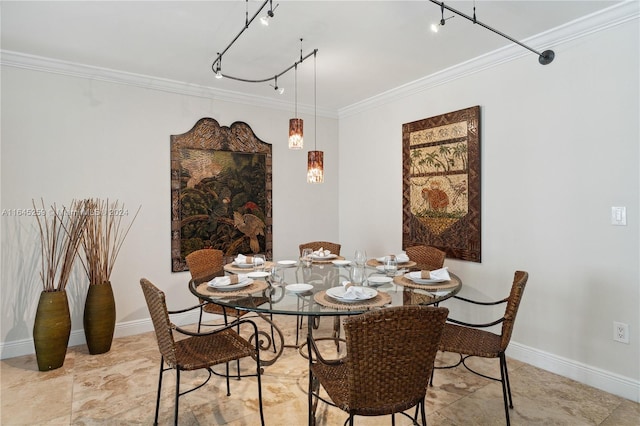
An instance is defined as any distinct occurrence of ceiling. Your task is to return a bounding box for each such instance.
[1,1,620,112]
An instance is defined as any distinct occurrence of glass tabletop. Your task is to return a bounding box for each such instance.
[189,259,462,317]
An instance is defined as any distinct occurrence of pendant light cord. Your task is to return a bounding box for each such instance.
[314,50,317,151]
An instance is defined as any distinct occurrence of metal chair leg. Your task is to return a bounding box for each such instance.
[154,357,164,426]
[499,353,511,426]
[174,369,180,426]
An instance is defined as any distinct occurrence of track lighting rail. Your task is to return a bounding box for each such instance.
[428,0,555,65]
[211,0,318,87]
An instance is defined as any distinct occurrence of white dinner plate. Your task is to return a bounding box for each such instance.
[367,276,393,286]
[232,262,254,268]
[286,283,313,293]
[310,253,338,260]
[405,271,447,284]
[326,286,377,302]
[208,278,254,291]
[331,260,351,266]
[277,260,297,267]
[247,271,270,279]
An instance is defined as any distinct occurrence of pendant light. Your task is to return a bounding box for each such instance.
[288,40,304,149]
[307,51,324,184]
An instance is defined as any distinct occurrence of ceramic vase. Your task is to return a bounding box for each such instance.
[33,290,71,371]
[83,281,116,354]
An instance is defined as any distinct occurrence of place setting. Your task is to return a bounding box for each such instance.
[314,280,391,310]
[197,273,268,296]
[224,253,274,273]
[393,267,459,291]
[366,252,417,270]
[301,247,345,266]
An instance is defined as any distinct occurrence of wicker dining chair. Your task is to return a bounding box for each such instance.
[433,270,529,426]
[405,245,446,270]
[308,305,449,426]
[185,248,249,331]
[139,278,264,426]
[299,241,342,257]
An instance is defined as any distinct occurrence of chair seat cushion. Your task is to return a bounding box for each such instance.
[175,329,255,370]
[440,323,502,358]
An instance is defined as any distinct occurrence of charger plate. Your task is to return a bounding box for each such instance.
[311,255,346,264]
[314,290,391,311]
[392,275,459,291]
[366,259,416,269]
[224,261,275,273]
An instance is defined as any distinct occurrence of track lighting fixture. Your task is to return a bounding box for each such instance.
[428,0,555,65]
[431,3,454,33]
[270,76,285,94]
[211,0,318,93]
[260,0,278,26]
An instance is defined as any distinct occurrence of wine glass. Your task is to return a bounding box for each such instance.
[384,256,398,277]
[253,254,266,272]
[301,248,313,267]
[354,249,367,267]
[350,266,365,286]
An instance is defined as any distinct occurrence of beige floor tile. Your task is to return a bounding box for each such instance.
[1,315,638,425]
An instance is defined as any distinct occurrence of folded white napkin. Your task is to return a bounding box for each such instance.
[312,248,331,257]
[376,253,410,263]
[235,254,263,265]
[209,274,248,287]
[341,285,370,300]
[422,267,450,281]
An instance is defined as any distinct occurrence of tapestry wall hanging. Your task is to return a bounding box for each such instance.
[402,106,481,262]
[170,118,272,272]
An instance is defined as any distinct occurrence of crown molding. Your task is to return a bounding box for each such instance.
[1,1,636,121]
[0,49,338,120]
[338,1,639,118]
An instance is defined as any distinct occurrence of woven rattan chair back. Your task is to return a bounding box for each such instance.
[405,245,446,270]
[185,249,224,283]
[342,305,448,415]
[299,241,341,256]
[500,270,529,351]
[140,278,178,367]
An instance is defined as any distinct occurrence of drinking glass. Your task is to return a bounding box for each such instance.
[354,249,367,267]
[301,248,313,267]
[253,254,266,272]
[268,265,282,286]
[350,266,365,286]
[383,256,398,277]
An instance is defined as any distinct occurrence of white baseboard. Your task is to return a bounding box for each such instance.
[0,311,200,360]
[508,341,639,403]
[2,318,637,403]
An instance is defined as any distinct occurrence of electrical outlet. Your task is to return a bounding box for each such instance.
[613,322,629,344]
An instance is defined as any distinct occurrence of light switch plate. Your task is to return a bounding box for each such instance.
[611,206,627,226]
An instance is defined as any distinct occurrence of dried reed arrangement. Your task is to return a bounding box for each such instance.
[79,199,141,286]
[33,198,89,292]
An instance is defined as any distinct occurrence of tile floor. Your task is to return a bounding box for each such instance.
[1,314,638,425]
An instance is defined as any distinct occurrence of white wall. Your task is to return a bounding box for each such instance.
[339,17,639,400]
[1,3,638,403]
[0,66,339,353]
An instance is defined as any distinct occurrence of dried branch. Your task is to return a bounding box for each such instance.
[33,199,88,292]
[78,199,140,286]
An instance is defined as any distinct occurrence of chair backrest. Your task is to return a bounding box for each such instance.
[185,249,224,283]
[405,245,446,270]
[139,278,178,367]
[342,305,449,414]
[299,241,341,256]
[500,270,529,351]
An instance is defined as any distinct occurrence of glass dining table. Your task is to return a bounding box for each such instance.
[189,257,462,365]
